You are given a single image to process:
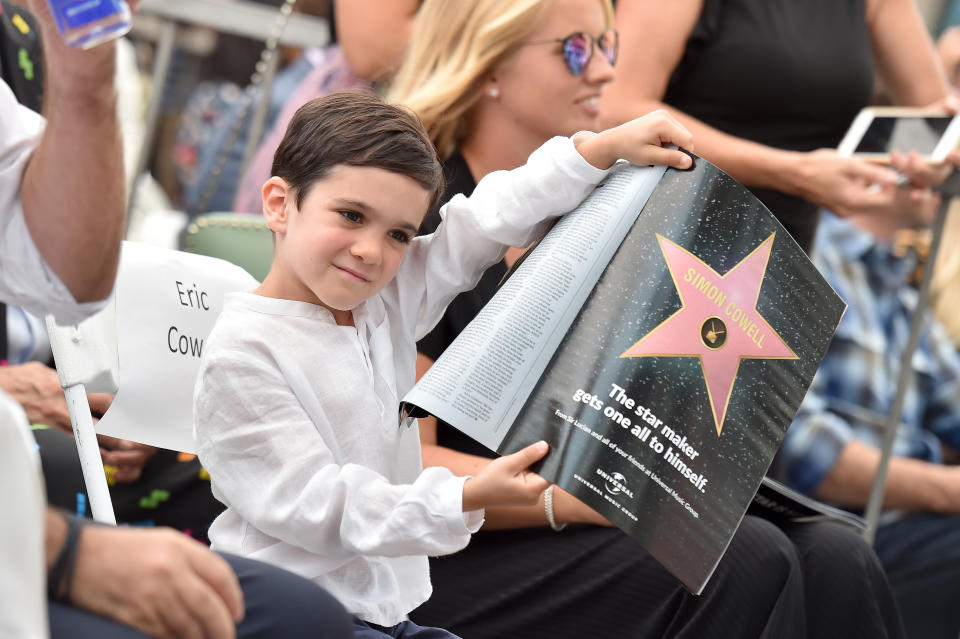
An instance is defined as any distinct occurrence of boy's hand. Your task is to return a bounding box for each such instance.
[577,109,694,171]
[462,441,551,511]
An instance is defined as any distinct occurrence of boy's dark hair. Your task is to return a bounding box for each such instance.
[271,90,444,214]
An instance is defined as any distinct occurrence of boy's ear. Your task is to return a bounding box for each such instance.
[262,176,293,234]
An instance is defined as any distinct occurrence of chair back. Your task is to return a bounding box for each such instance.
[181,212,273,281]
[46,241,257,521]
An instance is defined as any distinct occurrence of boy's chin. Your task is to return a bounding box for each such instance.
[316,294,366,314]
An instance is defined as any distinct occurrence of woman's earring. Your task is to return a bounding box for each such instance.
[488,87,500,99]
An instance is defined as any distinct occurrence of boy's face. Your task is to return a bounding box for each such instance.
[263,165,431,323]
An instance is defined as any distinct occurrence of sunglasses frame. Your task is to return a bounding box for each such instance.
[525,28,619,76]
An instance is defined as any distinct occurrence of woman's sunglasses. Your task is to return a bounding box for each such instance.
[527,29,619,76]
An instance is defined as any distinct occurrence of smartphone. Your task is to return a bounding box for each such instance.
[837,107,960,163]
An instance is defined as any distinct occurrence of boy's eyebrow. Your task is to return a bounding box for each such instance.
[334,197,420,234]
[397,221,420,234]
[334,197,375,213]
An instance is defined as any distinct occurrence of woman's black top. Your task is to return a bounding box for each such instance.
[663,0,875,251]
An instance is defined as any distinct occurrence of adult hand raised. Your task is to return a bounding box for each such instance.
[18,0,121,86]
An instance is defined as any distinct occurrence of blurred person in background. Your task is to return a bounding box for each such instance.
[388,1,905,637]
[231,0,418,214]
[600,0,954,253]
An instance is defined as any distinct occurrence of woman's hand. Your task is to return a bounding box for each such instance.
[783,149,901,216]
[890,150,952,190]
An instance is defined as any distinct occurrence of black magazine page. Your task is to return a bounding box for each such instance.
[494,157,846,593]
[750,476,867,530]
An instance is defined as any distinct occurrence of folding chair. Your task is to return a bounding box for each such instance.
[180,212,274,281]
[0,397,47,637]
[45,241,258,524]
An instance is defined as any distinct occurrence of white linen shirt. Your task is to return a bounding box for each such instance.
[194,135,611,625]
[0,80,105,326]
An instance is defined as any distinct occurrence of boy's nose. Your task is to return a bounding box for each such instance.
[350,236,383,265]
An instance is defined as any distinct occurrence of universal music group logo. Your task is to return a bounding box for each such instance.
[597,468,634,499]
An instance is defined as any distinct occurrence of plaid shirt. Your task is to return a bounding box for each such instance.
[779,213,960,496]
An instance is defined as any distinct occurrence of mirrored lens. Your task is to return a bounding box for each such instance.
[562,33,591,76]
[598,29,618,66]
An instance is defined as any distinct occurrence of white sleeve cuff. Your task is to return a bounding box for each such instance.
[431,471,484,534]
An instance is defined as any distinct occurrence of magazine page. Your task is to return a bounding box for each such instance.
[402,164,665,450]
[749,476,866,530]
[491,157,846,593]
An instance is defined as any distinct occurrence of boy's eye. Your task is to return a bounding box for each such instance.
[338,210,362,223]
[388,230,412,244]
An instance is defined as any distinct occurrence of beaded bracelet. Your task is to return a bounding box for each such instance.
[47,514,85,603]
[544,485,567,531]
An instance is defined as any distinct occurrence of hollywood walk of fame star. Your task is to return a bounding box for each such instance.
[621,233,797,436]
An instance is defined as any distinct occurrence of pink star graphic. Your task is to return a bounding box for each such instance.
[621,233,797,435]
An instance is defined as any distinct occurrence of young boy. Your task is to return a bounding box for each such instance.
[194,91,693,637]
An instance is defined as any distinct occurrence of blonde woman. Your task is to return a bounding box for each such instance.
[389,1,905,637]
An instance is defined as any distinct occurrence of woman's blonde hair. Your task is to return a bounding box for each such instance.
[387,0,613,159]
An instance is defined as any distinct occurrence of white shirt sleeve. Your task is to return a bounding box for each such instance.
[195,345,479,561]
[0,80,108,326]
[383,135,611,340]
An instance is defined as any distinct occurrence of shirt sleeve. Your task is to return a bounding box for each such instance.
[194,345,482,562]
[0,80,109,326]
[383,134,611,340]
[778,368,855,496]
[919,319,960,452]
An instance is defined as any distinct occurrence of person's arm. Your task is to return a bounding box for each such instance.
[44,508,244,638]
[814,439,960,513]
[19,0,125,304]
[780,363,960,512]
[419,416,611,529]
[391,115,694,341]
[600,0,904,217]
[867,0,951,106]
[0,361,154,481]
[599,0,798,188]
[415,353,611,529]
[388,135,615,341]
[333,0,418,81]
[195,343,482,559]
